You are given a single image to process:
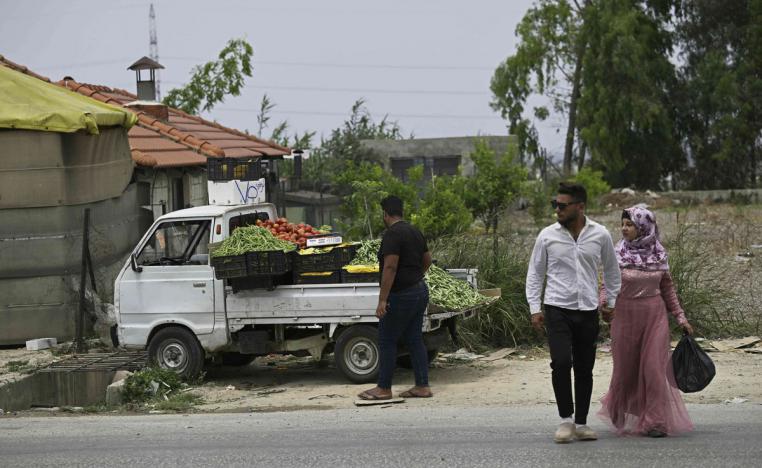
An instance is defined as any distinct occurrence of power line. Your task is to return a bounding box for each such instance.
[159,80,490,96]
[214,108,503,121]
[162,56,494,72]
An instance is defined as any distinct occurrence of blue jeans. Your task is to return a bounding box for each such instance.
[377,281,430,389]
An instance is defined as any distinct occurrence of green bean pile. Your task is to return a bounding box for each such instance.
[425,265,490,311]
[350,239,382,265]
[211,226,296,257]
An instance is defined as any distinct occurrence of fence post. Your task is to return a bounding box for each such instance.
[74,208,91,353]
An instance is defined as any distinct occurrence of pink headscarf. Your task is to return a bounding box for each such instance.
[615,206,669,271]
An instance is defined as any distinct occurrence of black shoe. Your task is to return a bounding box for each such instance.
[647,429,667,438]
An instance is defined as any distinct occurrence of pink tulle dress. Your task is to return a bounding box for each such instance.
[598,268,694,436]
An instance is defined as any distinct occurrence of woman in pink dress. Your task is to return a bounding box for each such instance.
[598,206,695,437]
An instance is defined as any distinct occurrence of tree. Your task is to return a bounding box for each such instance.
[676,0,762,189]
[492,1,683,189]
[411,175,473,240]
[490,0,587,175]
[163,38,253,114]
[463,140,527,235]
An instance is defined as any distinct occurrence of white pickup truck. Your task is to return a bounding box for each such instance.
[114,202,482,383]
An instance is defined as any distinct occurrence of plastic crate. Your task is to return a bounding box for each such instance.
[229,272,292,292]
[246,250,292,275]
[207,157,262,181]
[293,270,341,285]
[335,243,360,265]
[211,254,248,279]
[341,270,379,284]
[292,250,342,273]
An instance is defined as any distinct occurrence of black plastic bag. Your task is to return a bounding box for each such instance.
[672,334,716,393]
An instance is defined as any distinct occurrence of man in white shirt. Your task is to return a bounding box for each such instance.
[526,182,621,443]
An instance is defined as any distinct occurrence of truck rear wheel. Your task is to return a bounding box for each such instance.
[334,325,379,384]
[148,327,205,379]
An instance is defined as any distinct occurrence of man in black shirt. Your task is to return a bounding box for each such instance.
[358,196,433,400]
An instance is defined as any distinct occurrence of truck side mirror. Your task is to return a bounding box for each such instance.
[130,253,143,273]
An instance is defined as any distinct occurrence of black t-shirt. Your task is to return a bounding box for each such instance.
[378,220,429,292]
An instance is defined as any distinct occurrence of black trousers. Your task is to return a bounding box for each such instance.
[545,305,600,425]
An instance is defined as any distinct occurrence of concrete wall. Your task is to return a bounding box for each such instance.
[360,136,518,177]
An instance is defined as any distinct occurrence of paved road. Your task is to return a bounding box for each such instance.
[1,404,760,467]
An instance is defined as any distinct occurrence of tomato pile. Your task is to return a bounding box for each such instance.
[255,217,323,249]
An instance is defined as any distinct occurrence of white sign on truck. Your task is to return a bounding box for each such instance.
[207,178,267,205]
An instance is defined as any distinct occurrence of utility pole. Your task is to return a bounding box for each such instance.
[149,3,160,100]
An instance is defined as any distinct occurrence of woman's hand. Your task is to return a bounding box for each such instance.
[600,306,614,323]
[682,322,694,335]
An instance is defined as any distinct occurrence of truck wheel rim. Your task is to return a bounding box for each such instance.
[344,337,377,375]
[158,340,187,372]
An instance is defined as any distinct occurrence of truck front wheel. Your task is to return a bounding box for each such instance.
[148,327,205,379]
[334,325,379,384]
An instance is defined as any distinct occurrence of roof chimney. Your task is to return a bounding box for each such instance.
[127,56,164,101]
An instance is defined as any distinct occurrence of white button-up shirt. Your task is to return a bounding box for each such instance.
[526,217,621,314]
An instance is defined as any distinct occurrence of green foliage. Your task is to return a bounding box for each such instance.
[163,38,254,114]
[571,167,610,209]
[526,180,554,227]
[676,0,762,189]
[154,392,204,412]
[121,367,185,405]
[429,233,537,350]
[463,140,527,233]
[4,360,30,373]
[411,176,472,240]
[333,162,416,239]
[665,223,753,336]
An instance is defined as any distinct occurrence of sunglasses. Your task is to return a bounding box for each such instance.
[551,200,581,210]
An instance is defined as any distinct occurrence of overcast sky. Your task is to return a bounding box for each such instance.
[1,0,564,155]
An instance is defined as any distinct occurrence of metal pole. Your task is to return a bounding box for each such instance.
[75,208,90,353]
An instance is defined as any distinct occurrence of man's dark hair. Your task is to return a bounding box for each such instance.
[380,195,404,217]
[558,182,587,204]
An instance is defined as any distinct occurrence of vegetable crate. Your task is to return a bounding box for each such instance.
[207,157,262,181]
[293,270,341,285]
[229,272,292,292]
[341,270,379,284]
[292,251,342,273]
[211,254,248,279]
[246,250,293,275]
[335,244,360,264]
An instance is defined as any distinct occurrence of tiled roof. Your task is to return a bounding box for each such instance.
[0,54,291,168]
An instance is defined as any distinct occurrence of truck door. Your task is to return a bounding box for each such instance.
[119,218,216,336]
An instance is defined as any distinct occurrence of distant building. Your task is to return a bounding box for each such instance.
[360,136,518,181]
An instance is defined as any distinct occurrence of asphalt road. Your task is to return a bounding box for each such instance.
[1,404,760,467]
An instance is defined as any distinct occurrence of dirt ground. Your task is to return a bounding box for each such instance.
[2,339,761,414]
[190,342,762,412]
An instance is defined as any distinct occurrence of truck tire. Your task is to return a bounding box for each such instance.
[396,349,439,369]
[334,325,379,384]
[148,327,205,379]
[220,352,256,366]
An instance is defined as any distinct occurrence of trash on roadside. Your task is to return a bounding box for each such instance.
[479,348,516,362]
[709,336,761,352]
[439,348,485,361]
[723,397,748,404]
[225,385,236,391]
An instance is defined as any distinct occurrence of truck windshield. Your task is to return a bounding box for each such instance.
[137,219,211,266]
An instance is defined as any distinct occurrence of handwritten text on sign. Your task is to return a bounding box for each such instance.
[207,178,267,205]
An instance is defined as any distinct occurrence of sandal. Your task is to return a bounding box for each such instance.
[358,390,392,401]
[399,389,433,398]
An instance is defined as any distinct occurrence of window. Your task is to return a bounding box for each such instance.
[433,156,460,176]
[137,219,211,266]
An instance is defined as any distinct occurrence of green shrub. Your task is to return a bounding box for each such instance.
[572,167,611,210]
[122,367,185,405]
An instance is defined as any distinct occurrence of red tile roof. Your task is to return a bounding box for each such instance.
[0,54,291,168]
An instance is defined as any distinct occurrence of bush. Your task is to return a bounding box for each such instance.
[429,233,539,350]
[122,367,185,405]
[572,167,611,210]
[411,176,472,240]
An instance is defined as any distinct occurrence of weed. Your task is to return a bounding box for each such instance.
[122,367,184,404]
[5,360,30,373]
[153,392,204,412]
